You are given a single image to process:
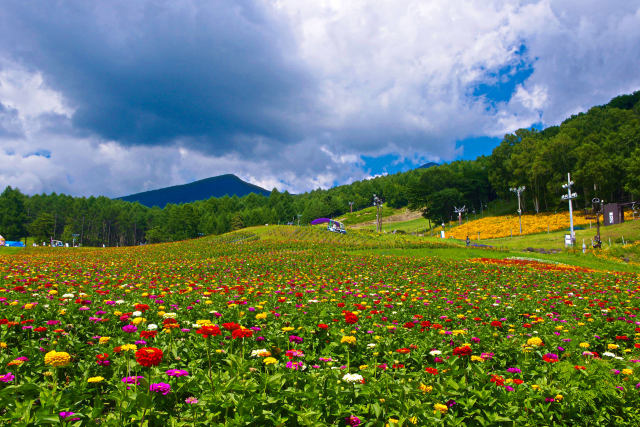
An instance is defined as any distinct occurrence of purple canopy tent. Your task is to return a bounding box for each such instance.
[310,218,331,225]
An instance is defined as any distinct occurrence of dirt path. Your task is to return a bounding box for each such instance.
[348,209,423,229]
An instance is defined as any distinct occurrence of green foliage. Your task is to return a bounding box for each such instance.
[0,186,27,240]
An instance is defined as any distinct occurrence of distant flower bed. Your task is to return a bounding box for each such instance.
[449,211,635,240]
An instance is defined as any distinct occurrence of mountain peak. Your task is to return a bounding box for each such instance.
[117,174,270,207]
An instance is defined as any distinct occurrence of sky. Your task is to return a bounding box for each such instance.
[1,0,639,197]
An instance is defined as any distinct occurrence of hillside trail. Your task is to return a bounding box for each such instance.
[346,209,423,229]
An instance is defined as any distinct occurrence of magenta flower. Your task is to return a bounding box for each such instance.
[0,372,15,383]
[346,415,362,426]
[150,382,171,395]
[122,325,138,333]
[166,369,189,377]
[185,397,199,404]
[122,376,144,385]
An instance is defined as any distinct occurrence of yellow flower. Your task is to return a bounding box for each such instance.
[99,336,111,344]
[0,342,7,349]
[531,384,540,391]
[255,312,268,320]
[471,355,484,362]
[263,357,278,365]
[113,311,122,316]
[579,342,590,348]
[7,359,24,367]
[341,336,356,345]
[88,376,105,383]
[196,320,212,325]
[44,350,71,367]
[409,416,418,425]
[433,403,448,414]
[120,344,137,352]
[386,418,399,426]
[555,394,563,401]
[359,365,368,370]
[24,304,34,310]
[281,327,294,332]
[418,383,433,393]
[527,337,543,347]
[608,344,619,350]
[622,369,633,376]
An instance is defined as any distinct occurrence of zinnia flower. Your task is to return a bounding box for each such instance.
[135,347,163,367]
[433,403,448,414]
[196,325,221,338]
[342,373,364,383]
[87,376,104,383]
[0,372,15,383]
[150,382,171,395]
[166,369,189,377]
[44,350,71,367]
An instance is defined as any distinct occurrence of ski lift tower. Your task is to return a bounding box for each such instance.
[510,186,526,234]
[561,173,578,245]
[586,197,604,248]
[373,194,383,233]
[453,206,466,225]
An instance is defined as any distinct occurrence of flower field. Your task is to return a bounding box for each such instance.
[448,211,637,240]
[1,228,640,425]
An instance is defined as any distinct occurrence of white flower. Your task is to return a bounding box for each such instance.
[115,300,125,305]
[192,323,201,328]
[429,350,442,356]
[62,293,75,299]
[163,312,177,319]
[602,352,616,358]
[147,324,158,331]
[342,373,364,383]
[132,311,142,317]
[251,349,269,357]
[367,343,376,348]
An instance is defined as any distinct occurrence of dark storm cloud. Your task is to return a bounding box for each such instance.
[0,1,314,154]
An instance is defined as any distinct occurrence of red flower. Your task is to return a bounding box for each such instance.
[317,323,329,330]
[490,321,502,328]
[196,325,221,338]
[344,312,358,325]
[490,374,505,386]
[34,326,47,333]
[134,304,150,312]
[140,330,158,339]
[135,347,163,367]
[453,346,472,357]
[231,328,253,339]
[396,348,411,354]
[403,322,414,329]
[512,379,524,385]
[635,343,640,349]
[163,318,178,325]
[574,365,586,370]
[222,322,240,331]
[96,353,109,363]
[615,335,629,341]
[425,367,439,375]
[522,323,532,328]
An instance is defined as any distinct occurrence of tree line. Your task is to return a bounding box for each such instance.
[1,91,639,245]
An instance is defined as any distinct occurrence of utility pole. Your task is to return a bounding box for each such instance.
[373,194,383,233]
[561,173,577,244]
[349,201,354,213]
[510,186,526,234]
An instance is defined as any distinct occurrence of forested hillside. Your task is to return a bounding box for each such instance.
[1,91,639,245]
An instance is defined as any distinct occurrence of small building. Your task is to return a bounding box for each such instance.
[603,203,624,226]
